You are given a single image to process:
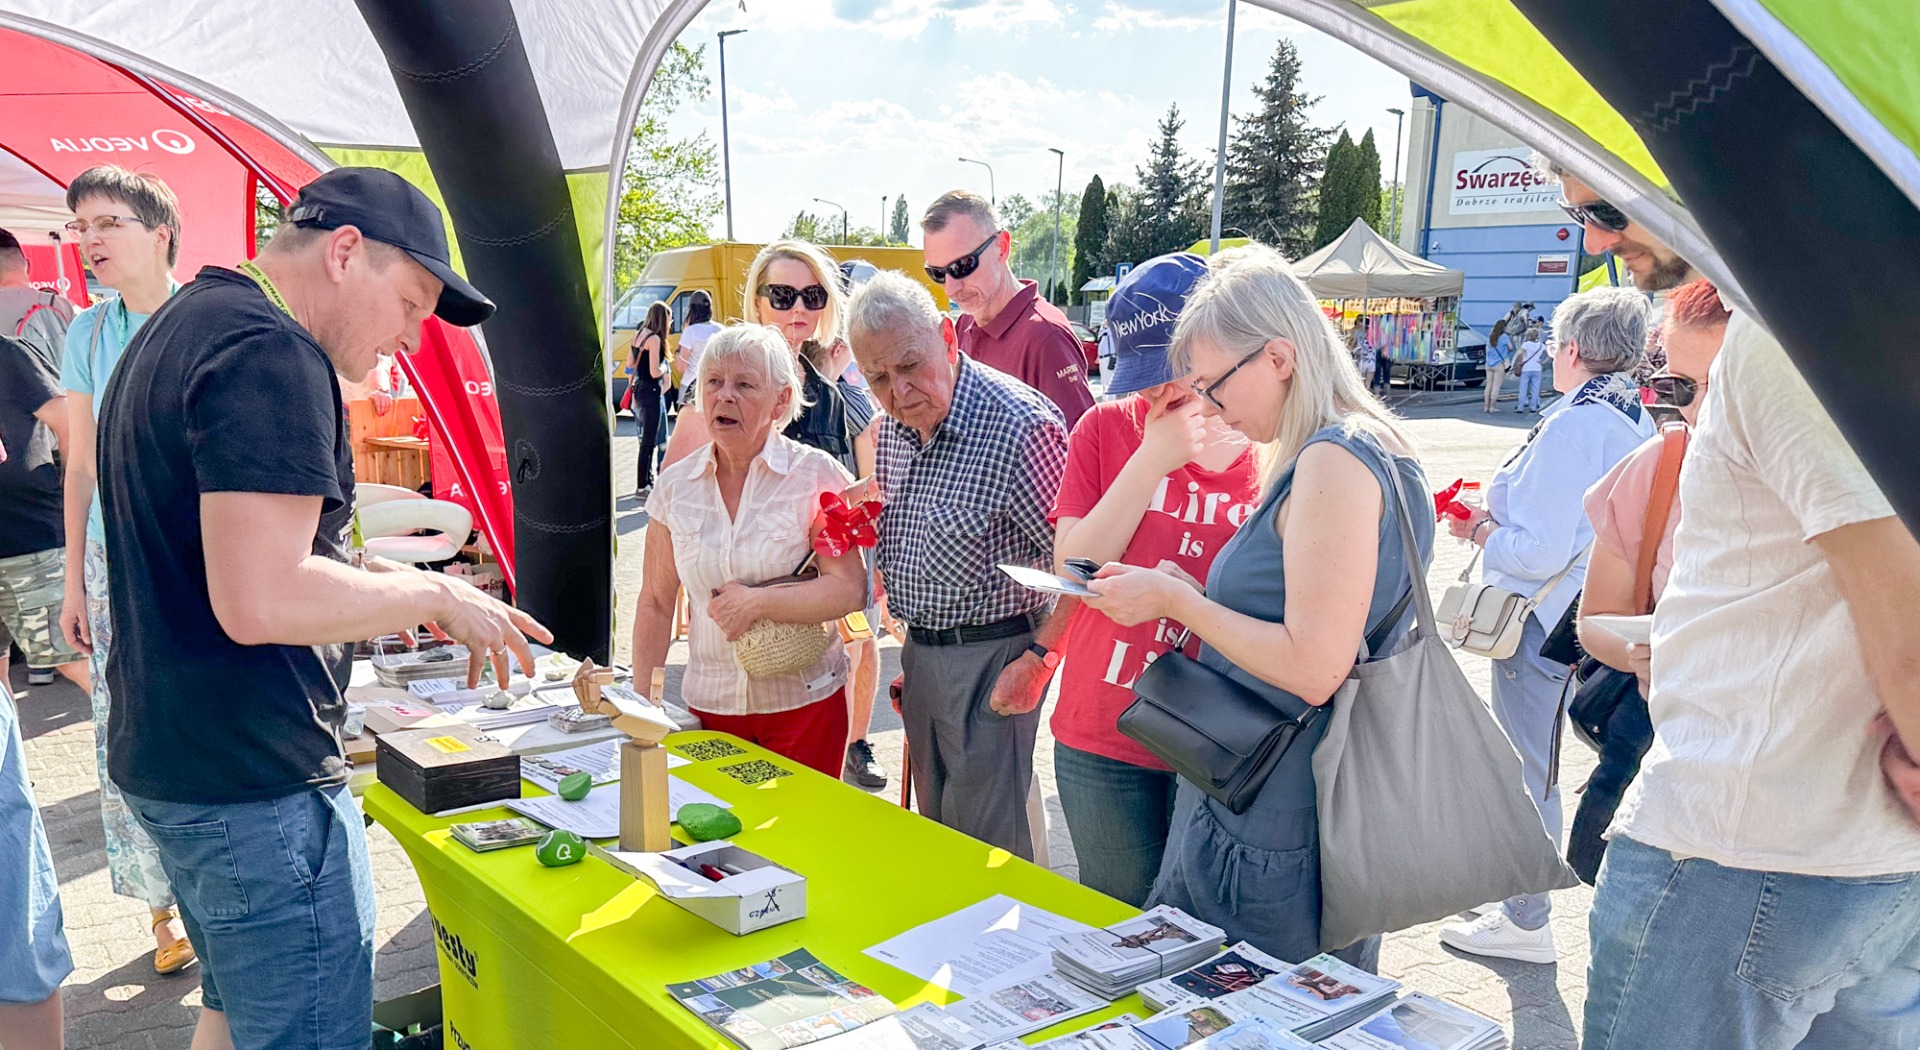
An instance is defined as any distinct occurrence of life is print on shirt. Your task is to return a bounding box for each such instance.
[1099,475,1257,691]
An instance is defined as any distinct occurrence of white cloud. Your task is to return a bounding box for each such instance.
[1089,0,1303,34]
[725,0,1067,40]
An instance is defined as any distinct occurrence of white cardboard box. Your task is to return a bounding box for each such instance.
[591,840,805,935]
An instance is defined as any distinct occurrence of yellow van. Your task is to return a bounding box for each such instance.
[608,242,949,403]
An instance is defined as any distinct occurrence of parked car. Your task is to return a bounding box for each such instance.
[1069,321,1099,375]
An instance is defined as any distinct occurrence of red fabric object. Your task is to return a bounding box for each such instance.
[1046,398,1261,769]
[954,279,1095,428]
[18,243,89,308]
[811,491,881,559]
[692,690,850,778]
[407,322,514,590]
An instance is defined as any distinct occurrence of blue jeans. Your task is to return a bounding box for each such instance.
[125,786,376,1050]
[1054,741,1178,908]
[1490,613,1568,929]
[1518,370,1544,410]
[1586,836,1920,1049]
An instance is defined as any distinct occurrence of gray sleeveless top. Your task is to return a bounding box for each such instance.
[1195,423,1434,847]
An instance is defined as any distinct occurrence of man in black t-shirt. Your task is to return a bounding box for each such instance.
[0,334,87,691]
[95,168,550,1050]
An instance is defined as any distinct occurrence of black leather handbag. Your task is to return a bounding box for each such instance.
[1118,592,1409,815]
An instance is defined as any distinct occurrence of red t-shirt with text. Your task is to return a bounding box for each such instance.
[1048,399,1261,769]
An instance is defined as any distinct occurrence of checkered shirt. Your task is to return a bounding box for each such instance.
[874,357,1069,631]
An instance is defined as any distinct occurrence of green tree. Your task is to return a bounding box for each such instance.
[1070,174,1109,304]
[1009,191,1079,299]
[1107,105,1208,266]
[784,210,827,243]
[1354,129,1384,230]
[613,42,722,292]
[998,193,1036,229]
[1103,185,1159,270]
[890,196,910,244]
[1224,40,1332,258]
[1314,130,1376,247]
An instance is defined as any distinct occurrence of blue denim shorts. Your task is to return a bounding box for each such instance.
[0,681,72,1004]
[124,785,376,1049]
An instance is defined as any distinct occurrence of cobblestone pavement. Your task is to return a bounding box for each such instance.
[17,399,1595,1049]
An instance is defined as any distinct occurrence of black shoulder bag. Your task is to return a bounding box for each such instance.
[1117,587,1411,815]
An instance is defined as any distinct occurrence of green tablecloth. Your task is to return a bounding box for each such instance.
[364,730,1143,1048]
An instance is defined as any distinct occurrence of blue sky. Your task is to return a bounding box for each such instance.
[664,0,1414,245]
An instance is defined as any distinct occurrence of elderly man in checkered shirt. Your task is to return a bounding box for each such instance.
[846,271,1070,860]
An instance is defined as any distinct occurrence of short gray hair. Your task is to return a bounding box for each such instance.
[921,190,998,236]
[1551,286,1649,375]
[697,323,807,428]
[847,270,943,353]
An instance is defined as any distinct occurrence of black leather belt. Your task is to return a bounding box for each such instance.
[907,611,1038,647]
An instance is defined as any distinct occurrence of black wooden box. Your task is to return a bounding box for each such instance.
[376,724,521,814]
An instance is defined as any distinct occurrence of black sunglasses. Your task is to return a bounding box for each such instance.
[758,283,830,311]
[1646,371,1703,408]
[1560,198,1632,233]
[923,231,1001,284]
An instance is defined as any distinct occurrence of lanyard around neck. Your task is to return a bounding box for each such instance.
[235,259,294,320]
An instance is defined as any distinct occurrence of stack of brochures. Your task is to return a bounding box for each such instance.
[1048,907,1226,998]
[1137,942,1291,1013]
[1212,955,1401,1042]
[1317,993,1507,1050]
[669,949,897,1050]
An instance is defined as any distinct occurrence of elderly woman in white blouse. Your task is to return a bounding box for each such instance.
[1438,286,1654,963]
[632,324,866,776]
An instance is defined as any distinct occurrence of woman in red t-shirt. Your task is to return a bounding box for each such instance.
[1049,254,1259,907]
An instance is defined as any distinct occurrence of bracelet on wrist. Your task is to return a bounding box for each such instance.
[1472,518,1494,542]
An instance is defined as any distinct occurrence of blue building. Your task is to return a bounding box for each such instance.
[1396,86,1586,334]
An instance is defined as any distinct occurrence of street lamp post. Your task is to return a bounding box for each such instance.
[718,29,748,241]
[1047,147,1064,303]
[1208,0,1237,253]
[1386,106,1406,242]
[957,156,995,207]
[813,197,847,244]
[880,195,889,242]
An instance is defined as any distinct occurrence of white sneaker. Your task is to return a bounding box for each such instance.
[1438,909,1556,964]
[1454,901,1499,921]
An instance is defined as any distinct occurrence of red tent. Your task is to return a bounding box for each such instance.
[0,26,517,588]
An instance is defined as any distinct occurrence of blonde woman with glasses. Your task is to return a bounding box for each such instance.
[1082,244,1432,969]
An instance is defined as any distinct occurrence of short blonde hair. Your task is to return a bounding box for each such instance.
[743,240,846,349]
[698,323,808,428]
[1172,243,1412,489]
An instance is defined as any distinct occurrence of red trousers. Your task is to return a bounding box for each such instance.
[692,689,848,778]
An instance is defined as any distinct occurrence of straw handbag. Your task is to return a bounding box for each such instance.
[731,568,833,678]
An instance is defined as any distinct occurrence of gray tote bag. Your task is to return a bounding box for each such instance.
[1313,463,1577,951]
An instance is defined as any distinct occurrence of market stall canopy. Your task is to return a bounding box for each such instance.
[1293,218,1464,299]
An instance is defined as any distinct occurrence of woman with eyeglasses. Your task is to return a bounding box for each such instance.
[1080,245,1431,968]
[1437,285,1655,965]
[1566,281,1730,878]
[53,165,195,976]
[629,300,669,500]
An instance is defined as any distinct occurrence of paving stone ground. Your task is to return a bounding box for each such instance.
[15,394,1594,1049]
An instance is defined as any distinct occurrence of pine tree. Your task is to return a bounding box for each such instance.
[1070,174,1109,304]
[1107,105,1208,266]
[890,196,910,244]
[1354,129,1383,230]
[1316,130,1388,247]
[1223,40,1333,259]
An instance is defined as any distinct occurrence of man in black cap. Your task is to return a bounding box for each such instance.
[94,168,549,1050]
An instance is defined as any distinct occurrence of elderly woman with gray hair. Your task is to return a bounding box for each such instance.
[1439,285,1654,964]
[632,324,867,777]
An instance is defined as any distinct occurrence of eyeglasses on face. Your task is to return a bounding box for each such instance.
[923,231,1001,284]
[1191,346,1266,411]
[1560,198,1631,234]
[64,215,152,237]
[758,283,830,311]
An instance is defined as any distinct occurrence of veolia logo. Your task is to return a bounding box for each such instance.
[48,128,196,155]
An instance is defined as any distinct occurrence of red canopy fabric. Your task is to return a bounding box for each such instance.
[0,26,515,589]
[19,241,87,307]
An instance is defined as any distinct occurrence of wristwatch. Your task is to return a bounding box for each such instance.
[1027,642,1062,670]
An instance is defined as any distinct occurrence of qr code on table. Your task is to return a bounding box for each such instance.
[673,738,747,762]
[717,759,793,785]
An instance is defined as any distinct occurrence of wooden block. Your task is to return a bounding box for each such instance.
[649,668,666,705]
[619,742,672,852]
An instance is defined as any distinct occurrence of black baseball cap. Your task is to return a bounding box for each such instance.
[287,167,495,327]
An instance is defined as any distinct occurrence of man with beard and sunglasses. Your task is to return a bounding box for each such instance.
[1550,166,1920,1048]
[921,192,1092,428]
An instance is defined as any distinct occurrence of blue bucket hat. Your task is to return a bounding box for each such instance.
[1102,252,1209,398]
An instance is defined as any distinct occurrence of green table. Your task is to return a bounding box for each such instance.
[364,731,1142,1048]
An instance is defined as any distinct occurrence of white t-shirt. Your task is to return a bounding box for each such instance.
[677,320,721,376]
[1518,339,1546,373]
[1611,312,1920,876]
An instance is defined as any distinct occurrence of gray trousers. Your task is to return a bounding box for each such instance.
[900,632,1040,860]
[1490,612,1569,929]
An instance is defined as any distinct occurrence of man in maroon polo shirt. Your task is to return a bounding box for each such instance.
[921,191,1093,428]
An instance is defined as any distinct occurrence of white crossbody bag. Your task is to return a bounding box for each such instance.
[1436,544,1584,659]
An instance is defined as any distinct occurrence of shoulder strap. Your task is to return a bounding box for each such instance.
[1632,423,1691,614]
